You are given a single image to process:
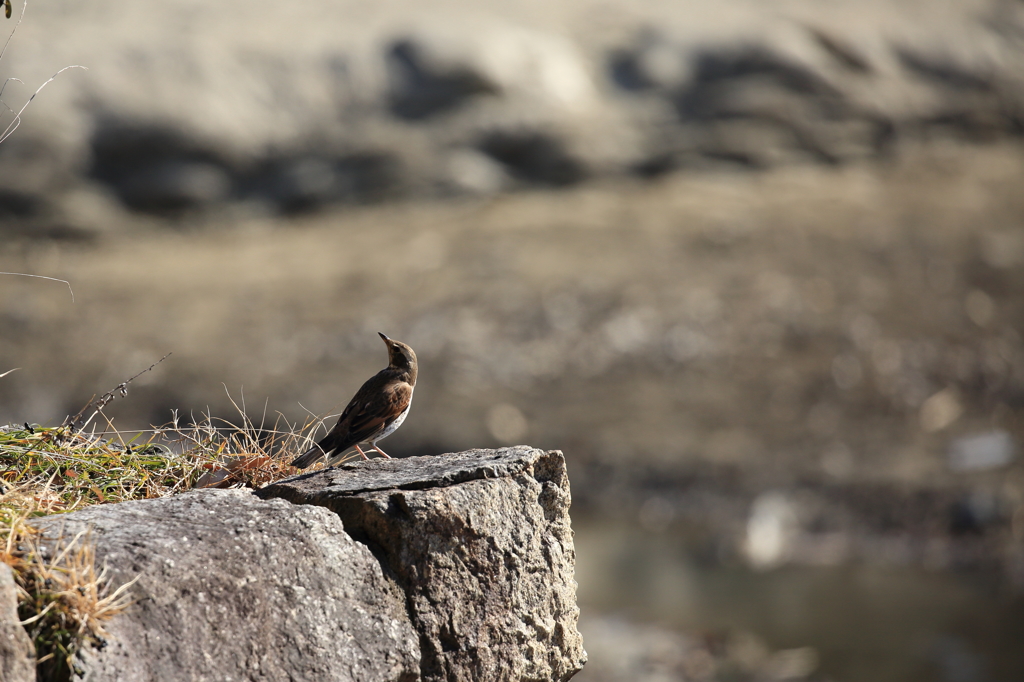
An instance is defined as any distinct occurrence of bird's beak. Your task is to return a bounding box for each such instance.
[378,332,390,344]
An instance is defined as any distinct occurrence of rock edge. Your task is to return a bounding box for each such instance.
[259,446,587,682]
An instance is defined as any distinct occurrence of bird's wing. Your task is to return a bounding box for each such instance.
[327,379,412,450]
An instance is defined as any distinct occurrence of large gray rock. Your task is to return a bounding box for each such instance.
[0,563,35,682]
[33,489,421,682]
[21,447,585,681]
[259,446,586,682]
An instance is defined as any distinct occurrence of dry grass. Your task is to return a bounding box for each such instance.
[10,521,137,679]
[0,487,124,679]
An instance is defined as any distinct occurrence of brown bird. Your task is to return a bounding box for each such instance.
[290,332,417,469]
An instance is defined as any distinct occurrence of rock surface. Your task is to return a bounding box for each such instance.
[13,447,584,681]
[33,489,421,682]
[0,564,35,682]
[259,446,586,682]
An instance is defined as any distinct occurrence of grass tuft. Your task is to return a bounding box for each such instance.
[11,523,137,681]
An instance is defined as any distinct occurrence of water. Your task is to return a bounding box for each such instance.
[573,519,1024,682]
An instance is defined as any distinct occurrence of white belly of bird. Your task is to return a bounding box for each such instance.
[371,393,412,444]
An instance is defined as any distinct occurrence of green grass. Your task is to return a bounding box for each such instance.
[0,418,308,512]
[2,425,199,513]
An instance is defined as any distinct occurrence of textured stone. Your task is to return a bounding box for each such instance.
[33,489,420,682]
[260,446,587,682]
[0,563,35,682]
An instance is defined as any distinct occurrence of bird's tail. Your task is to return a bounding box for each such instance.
[290,445,326,469]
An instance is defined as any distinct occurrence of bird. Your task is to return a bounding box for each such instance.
[290,332,417,469]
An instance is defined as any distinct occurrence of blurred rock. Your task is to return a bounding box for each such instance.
[246,151,404,212]
[608,28,694,92]
[90,122,236,212]
[948,431,1015,472]
[444,147,509,194]
[256,156,338,211]
[477,129,587,187]
[764,647,819,680]
[0,189,44,221]
[0,123,83,229]
[676,46,881,164]
[387,23,596,120]
[0,130,81,198]
[920,388,963,432]
[387,35,500,120]
[576,615,704,682]
[578,614,820,682]
[117,160,232,212]
[610,26,892,170]
[948,490,1002,535]
[964,290,996,328]
[609,3,1024,171]
[52,186,131,236]
[744,492,799,569]
[979,230,1024,269]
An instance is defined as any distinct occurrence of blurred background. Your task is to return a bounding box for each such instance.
[3,0,1024,680]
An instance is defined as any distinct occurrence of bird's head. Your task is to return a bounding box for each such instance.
[379,332,418,380]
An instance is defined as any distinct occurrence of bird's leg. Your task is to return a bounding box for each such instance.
[371,444,392,459]
[354,444,370,460]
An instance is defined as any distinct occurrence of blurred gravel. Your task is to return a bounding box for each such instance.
[578,614,823,682]
[3,146,1023,592]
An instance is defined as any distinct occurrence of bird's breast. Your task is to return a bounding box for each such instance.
[374,390,413,442]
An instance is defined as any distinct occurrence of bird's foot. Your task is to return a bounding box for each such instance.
[354,445,370,460]
[372,445,392,459]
